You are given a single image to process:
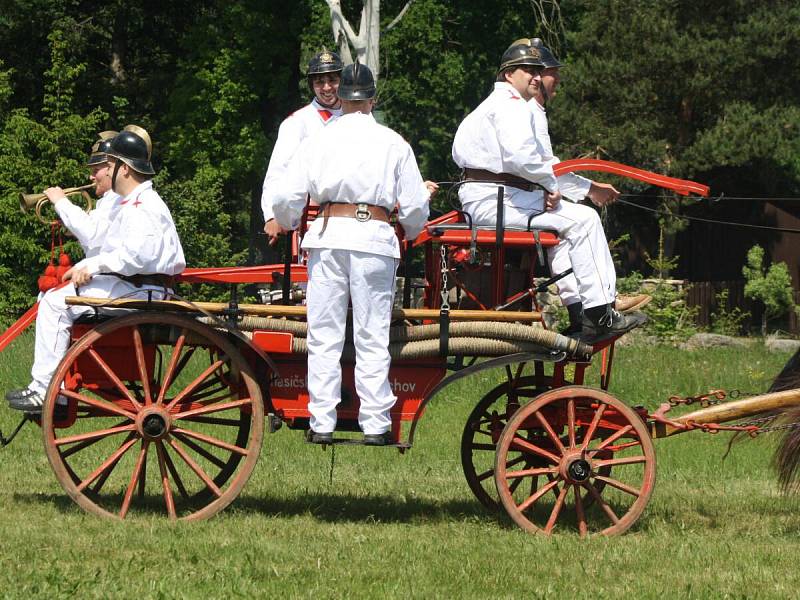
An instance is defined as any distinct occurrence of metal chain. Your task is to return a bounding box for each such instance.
[440,244,450,311]
[666,389,800,436]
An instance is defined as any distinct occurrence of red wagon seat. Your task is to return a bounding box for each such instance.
[412,210,560,248]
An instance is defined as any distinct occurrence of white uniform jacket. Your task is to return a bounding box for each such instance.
[54,190,123,258]
[452,82,559,212]
[74,180,185,277]
[529,99,592,202]
[272,112,430,259]
[260,99,343,223]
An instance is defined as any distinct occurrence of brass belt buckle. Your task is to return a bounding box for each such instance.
[355,203,372,222]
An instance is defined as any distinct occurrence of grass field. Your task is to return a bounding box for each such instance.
[1,330,800,599]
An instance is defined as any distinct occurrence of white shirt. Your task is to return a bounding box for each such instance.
[260,99,343,222]
[272,112,430,259]
[452,82,558,196]
[54,190,123,258]
[76,181,186,277]
[530,99,592,202]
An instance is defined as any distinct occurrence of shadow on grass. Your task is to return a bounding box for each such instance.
[230,491,507,525]
[12,489,509,526]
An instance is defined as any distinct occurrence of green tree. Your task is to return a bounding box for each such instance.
[0,21,105,325]
[743,244,795,336]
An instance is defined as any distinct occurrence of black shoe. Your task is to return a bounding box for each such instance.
[363,431,394,446]
[5,387,33,402]
[581,305,647,343]
[305,429,333,444]
[7,388,45,414]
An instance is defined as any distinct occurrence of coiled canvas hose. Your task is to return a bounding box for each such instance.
[205,316,591,359]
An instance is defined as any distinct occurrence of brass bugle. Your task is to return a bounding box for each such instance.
[20,183,95,224]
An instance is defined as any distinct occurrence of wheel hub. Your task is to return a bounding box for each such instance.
[567,458,591,482]
[559,450,593,483]
[136,407,172,440]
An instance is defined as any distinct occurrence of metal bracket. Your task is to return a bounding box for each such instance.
[0,414,32,448]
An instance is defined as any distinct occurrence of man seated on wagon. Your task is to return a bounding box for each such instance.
[5,125,186,413]
[51,130,124,260]
[452,39,646,341]
[261,49,344,247]
[270,61,433,445]
[522,38,651,333]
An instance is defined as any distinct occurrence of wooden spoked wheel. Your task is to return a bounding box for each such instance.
[41,312,265,521]
[460,376,548,510]
[494,386,655,536]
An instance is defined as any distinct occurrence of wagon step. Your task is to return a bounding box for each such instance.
[305,436,411,449]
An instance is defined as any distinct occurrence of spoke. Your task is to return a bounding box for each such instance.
[534,412,566,455]
[60,389,136,420]
[87,348,142,412]
[509,435,560,464]
[574,484,588,538]
[155,441,177,520]
[165,359,226,411]
[55,424,136,447]
[591,425,633,453]
[132,327,153,405]
[580,403,607,451]
[76,437,138,492]
[509,475,523,495]
[138,453,147,499]
[167,345,198,388]
[470,442,498,451]
[173,398,252,421]
[593,474,641,497]
[156,330,187,405]
[584,481,619,524]
[171,427,248,456]
[593,455,647,468]
[167,437,222,498]
[544,482,569,534]
[505,466,557,479]
[92,433,137,494]
[161,444,190,499]
[476,467,494,482]
[120,441,149,519]
[180,415,243,427]
[529,475,539,498]
[567,398,576,449]
[545,473,563,502]
[172,432,227,469]
[517,477,559,512]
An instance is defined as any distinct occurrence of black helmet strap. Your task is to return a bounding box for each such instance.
[111,159,123,191]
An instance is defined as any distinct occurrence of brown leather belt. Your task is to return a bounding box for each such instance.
[112,273,176,289]
[463,168,540,192]
[319,202,390,235]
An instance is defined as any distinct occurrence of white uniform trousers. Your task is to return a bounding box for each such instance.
[464,188,616,309]
[30,276,170,395]
[305,248,398,435]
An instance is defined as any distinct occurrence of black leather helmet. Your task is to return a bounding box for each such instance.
[86,130,118,166]
[498,38,546,74]
[337,61,376,101]
[527,38,563,69]
[307,49,344,76]
[106,125,154,175]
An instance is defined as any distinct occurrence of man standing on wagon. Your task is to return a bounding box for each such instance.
[271,61,433,445]
[5,125,185,413]
[452,39,645,341]
[261,49,344,247]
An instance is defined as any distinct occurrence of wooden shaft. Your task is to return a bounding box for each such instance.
[657,388,800,437]
[65,296,543,323]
